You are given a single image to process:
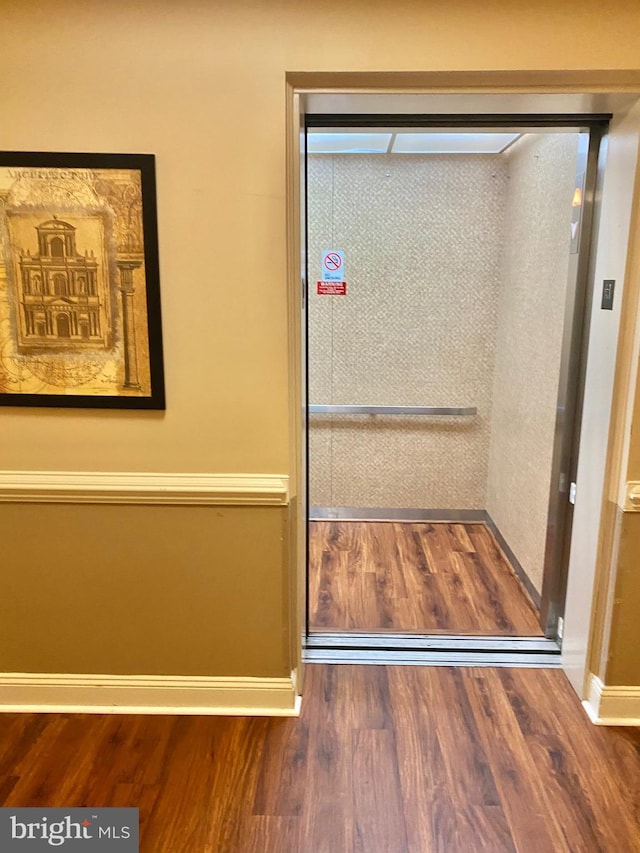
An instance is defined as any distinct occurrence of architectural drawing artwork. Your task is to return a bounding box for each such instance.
[0,165,151,398]
[17,217,109,349]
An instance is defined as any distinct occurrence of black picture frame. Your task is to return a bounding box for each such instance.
[0,151,165,409]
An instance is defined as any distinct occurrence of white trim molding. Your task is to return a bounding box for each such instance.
[0,671,301,716]
[583,674,640,725]
[0,471,289,506]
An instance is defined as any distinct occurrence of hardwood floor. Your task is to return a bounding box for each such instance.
[309,521,542,635]
[0,665,639,851]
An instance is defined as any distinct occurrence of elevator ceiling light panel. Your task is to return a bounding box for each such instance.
[307,131,521,154]
[307,132,393,154]
[391,132,520,154]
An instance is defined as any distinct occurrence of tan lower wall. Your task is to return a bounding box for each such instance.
[606,512,640,685]
[0,504,289,677]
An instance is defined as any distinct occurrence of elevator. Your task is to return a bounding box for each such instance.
[301,110,607,664]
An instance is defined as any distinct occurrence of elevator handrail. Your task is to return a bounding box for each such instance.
[308,404,477,416]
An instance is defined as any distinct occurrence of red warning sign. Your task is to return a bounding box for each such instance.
[317,281,347,295]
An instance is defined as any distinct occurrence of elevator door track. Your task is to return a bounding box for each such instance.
[304,632,561,667]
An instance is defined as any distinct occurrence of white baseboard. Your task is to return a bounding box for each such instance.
[583,673,640,725]
[0,671,301,716]
[0,471,289,506]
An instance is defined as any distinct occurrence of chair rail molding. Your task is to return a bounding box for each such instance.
[0,470,289,506]
[624,481,640,511]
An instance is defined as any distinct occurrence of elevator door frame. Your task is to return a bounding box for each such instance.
[302,112,607,645]
[286,79,640,695]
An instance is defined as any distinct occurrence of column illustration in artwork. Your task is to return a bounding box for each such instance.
[117,260,142,389]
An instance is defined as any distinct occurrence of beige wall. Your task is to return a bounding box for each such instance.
[1,0,640,683]
[308,153,507,509]
[627,357,640,480]
[487,133,579,593]
[2,3,640,478]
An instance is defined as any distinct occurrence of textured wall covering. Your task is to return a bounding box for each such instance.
[308,136,578,593]
[308,154,508,509]
[486,133,579,593]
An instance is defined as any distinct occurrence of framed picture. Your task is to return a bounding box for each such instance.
[0,151,165,409]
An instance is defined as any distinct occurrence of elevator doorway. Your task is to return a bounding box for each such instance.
[304,116,605,657]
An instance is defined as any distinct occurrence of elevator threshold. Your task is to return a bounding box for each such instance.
[304,632,561,667]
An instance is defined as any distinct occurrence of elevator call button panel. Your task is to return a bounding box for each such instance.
[601,279,615,311]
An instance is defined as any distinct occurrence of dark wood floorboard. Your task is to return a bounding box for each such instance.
[1,666,639,851]
[309,521,542,635]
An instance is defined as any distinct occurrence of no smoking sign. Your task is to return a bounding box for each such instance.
[322,250,345,282]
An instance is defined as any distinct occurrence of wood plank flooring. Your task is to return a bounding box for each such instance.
[1,665,639,851]
[309,521,542,635]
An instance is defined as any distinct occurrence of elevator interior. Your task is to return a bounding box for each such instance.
[305,120,601,643]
